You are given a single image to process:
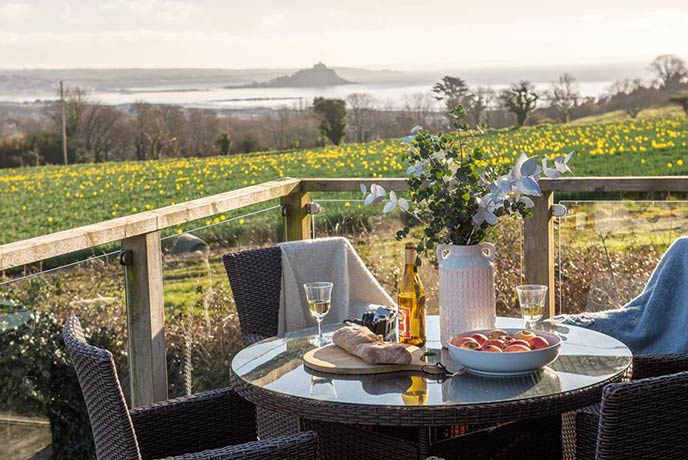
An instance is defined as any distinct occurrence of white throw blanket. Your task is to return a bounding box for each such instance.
[278,237,395,334]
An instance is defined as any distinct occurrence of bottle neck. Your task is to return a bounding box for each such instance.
[405,249,416,267]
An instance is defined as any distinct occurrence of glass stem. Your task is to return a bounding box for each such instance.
[318,318,323,340]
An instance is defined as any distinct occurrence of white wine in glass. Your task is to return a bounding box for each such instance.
[303,282,333,345]
[308,300,331,318]
[516,285,547,329]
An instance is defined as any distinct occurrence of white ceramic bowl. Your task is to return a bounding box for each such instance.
[447,328,561,376]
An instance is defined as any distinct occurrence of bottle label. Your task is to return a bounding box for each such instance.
[398,306,411,339]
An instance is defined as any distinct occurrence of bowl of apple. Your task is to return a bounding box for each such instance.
[447,328,561,376]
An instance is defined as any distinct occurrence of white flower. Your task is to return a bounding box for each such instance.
[406,159,428,177]
[410,125,424,134]
[473,194,498,226]
[383,191,398,213]
[363,183,387,205]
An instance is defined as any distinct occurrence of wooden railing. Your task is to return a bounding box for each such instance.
[2,175,687,406]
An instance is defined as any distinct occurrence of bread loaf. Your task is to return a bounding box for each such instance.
[332,326,412,365]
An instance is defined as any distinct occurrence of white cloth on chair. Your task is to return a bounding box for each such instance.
[277,237,395,334]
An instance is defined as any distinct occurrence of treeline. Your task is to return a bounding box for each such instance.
[1,54,687,169]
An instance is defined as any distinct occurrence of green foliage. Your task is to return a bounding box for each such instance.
[433,76,471,120]
[312,97,347,145]
[393,107,529,255]
[215,132,232,155]
[500,80,539,127]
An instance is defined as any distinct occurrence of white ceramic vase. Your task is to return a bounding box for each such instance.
[436,242,496,347]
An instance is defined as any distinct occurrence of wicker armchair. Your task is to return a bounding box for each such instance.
[63,316,318,460]
[565,355,688,460]
[222,246,282,347]
[222,246,301,438]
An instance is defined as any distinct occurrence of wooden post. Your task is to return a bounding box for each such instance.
[523,192,556,318]
[122,231,168,406]
[281,190,311,241]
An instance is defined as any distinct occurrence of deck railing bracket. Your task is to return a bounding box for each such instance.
[119,249,133,266]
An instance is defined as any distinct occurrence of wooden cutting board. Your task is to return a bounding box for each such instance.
[303,344,445,375]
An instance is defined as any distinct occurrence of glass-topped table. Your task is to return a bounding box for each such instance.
[230,316,632,459]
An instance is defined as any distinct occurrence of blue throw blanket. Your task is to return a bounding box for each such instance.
[556,237,688,355]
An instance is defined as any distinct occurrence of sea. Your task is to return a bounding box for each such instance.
[1,80,614,111]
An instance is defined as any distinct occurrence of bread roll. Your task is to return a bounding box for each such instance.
[332,326,412,365]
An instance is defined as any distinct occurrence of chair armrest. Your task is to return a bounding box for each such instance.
[632,352,688,379]
[562,404,600,460]
[157,432,318,460]
[131,387,256,460]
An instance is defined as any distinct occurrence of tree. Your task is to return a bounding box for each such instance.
[670,91,688,116]
[215,132,232,155]
[547,73,580,123]
[346,93,376,142]
[312,97,346,145]
[433,76,471,126]
[470,87,496,127]
[649,54,688,91]
[499,81,539,127]
[78,104,125,162]
[607,79,653,118]
[45,86,90,163]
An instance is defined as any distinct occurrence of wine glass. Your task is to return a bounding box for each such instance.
[516,284,547,329]
[304,282,333,345]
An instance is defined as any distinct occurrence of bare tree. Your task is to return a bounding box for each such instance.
[499,81,539,127]
[346,93,377,142]
[131,102,169,160]
[607,79,653,118]
[400,92,441,130]
[79,104,126,162]
[547,73,580,123]
[45,85,90,162]
[187,109,220,156]
[470,86,496,127]
[649,54,688,90]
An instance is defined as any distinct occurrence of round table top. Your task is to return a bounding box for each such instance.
[230,316,632,426]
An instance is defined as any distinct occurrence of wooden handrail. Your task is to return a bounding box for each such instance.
[539,176,688,192]
[0,178,301,271]
[4,174,688,406]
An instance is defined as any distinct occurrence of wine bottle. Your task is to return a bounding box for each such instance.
[397,242,426,347]
[401,375,428,406]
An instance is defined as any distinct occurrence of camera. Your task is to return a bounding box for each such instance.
[346,305,398,340]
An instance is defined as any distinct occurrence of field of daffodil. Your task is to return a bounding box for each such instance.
[1,116,687,245]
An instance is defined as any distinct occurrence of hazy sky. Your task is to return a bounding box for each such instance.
[1,0,687,69]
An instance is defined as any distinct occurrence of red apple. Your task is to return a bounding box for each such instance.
[482,345,503,352]
[483,339,506,350]
[504,344,531,353]
[450,336,474,347]
[530,336,550,350]
[459,339,481,350]
[487,329,510,340]
[510,339,532,349]
[470,333,488,346]
[514,330,537,343]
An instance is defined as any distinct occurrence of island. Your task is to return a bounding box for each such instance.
[235,63,354,88]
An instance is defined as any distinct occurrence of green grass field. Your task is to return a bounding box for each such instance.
[1,114,687,245]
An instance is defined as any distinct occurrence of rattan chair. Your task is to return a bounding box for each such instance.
[223,246,282,347]
[222,246,301,438]
[565,356,688,460]
[63,316,318,460]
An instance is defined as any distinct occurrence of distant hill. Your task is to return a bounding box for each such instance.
[239,63,354,88]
